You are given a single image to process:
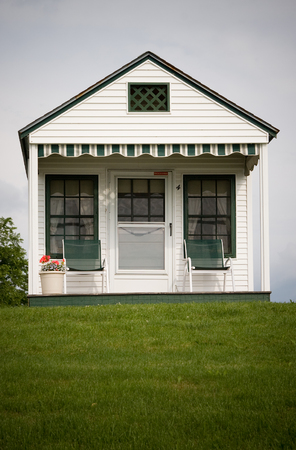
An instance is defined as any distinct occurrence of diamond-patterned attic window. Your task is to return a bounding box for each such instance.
[129,83,169,112]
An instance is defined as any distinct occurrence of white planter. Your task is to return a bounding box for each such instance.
[39,271,65,295]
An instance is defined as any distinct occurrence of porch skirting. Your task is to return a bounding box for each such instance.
[28,291,271,307]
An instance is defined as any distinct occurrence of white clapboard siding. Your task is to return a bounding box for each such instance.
[38,154,250,294]
[30,61,268,145]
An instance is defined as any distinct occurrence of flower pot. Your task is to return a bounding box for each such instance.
[39,271,65,295]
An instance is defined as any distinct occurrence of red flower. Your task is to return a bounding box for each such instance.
[40,255,51,263]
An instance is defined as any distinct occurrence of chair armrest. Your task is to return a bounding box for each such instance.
[225,257,233,268]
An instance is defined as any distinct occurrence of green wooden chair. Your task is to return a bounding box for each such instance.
[63,240,109,294]
[183,239,235,292]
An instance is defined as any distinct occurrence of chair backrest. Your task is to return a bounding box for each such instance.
[185,239,225,269]
[63,240,102,271]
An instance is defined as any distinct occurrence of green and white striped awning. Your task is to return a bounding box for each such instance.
[38,143,259,158]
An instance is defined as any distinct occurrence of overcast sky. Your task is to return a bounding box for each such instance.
[0,0,295,301]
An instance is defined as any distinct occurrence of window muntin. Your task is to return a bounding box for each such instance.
[184,175,236,257]
[118,178,165,222]
[128,83,169,112]
[46,175,98,258]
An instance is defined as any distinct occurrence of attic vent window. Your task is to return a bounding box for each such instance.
[129,83,169,112]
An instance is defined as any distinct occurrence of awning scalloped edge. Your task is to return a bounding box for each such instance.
[37,143,260,159]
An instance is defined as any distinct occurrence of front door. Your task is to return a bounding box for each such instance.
[109,171,173,293]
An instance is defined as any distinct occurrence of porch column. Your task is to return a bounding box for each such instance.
[28,143,39,294]
[247,175,254,291]
[259,143,270,291]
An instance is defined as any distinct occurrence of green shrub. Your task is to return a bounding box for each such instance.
[0,217,28,306]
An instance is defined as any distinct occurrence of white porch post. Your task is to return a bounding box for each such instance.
[247,175,254,291]
[28,144,39,294]
[259,143,270,291]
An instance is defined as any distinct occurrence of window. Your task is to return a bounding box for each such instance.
[118,179,165,222]
[46,175,98,258]
[117,178,165,270]
[128,83,169,112]
[184,175,236,257]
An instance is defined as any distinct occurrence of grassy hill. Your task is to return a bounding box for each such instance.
[0,301,295,449]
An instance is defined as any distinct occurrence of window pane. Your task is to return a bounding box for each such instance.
[202,180,216,196]
[80,198,94,215]
[150,179,165,194]
[50,198,64,215]
[217,198,230,215]
[50,218,64,235]
[118,216,131,222]
[217,218,231,235]
[50,236,63,255]
[219,235,230,254]
[150,217,164,222]
[217,180,230,197]
[202,218,216,236]
[118,198,131,217]
[65,180,79,196]
[188,198,201,215]
[188,180,201,196]
[66,198,79,215]
[133,179,148,193]
[202,198,216,215]
[133,198,148,216]
[118,226,164,270]
[80,218,94,236]
[150,198,164,216]
[80,180,94,197]
[118,179,131,193]
[134,217,148,222]
[188,218,201,236]
[51,180,64,196]
[65,218,79,235]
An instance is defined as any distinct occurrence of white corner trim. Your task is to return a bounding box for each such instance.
[259,143,270,291]
[28,144,39,294]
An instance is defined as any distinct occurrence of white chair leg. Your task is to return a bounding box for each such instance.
[231,268,235,291]
[105,260,109,293]
[188,258,193,293]
[223,273,227,291]
[183,262,187,292]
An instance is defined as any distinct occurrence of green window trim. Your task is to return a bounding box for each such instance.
[183,175,236,258]
[128,83,170,112]
[46,175,98,259]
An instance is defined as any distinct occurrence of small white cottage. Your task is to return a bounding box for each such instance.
[19,51,279,305]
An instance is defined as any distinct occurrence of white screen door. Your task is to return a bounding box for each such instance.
[109,172,173,293]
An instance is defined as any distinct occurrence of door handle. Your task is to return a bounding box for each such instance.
[169,223,172,236]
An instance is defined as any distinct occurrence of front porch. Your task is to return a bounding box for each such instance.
[28,291,271,307]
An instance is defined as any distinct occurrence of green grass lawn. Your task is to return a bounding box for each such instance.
[0,301,295,449]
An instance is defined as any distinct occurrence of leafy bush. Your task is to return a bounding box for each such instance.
[0,217,28,306]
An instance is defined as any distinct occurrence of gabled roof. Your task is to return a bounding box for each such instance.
[19,51,279,171]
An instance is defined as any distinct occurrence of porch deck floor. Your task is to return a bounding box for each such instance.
[28,291,271,307]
